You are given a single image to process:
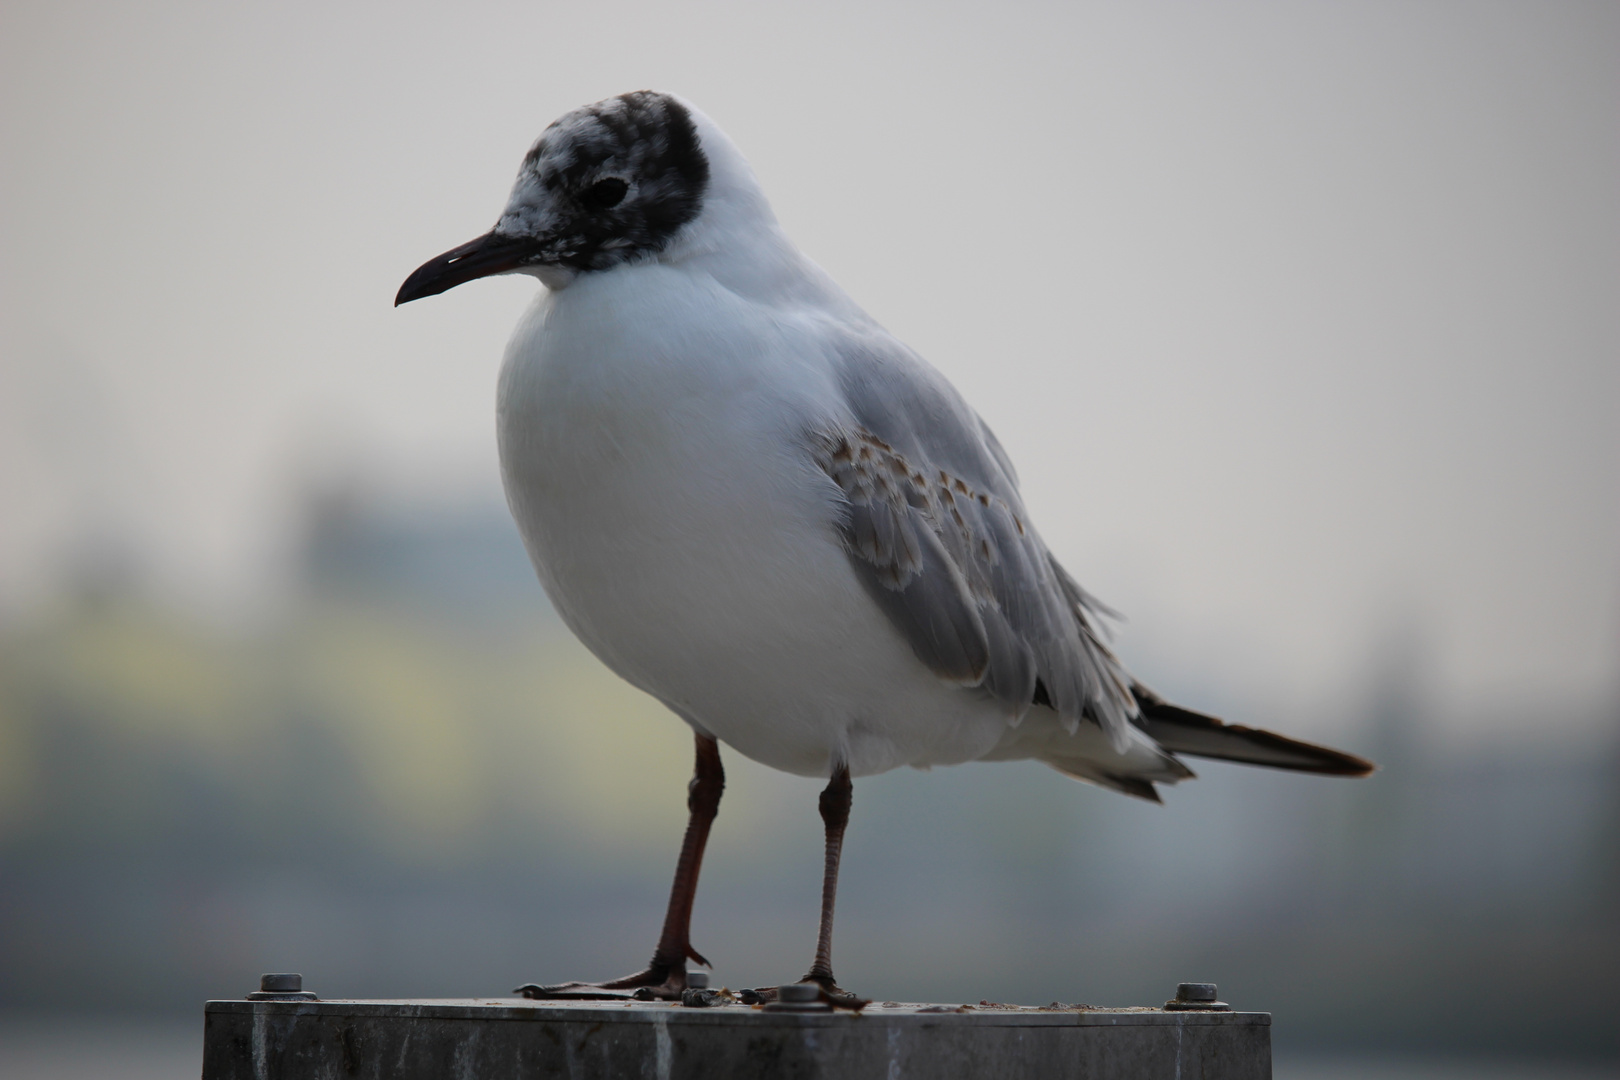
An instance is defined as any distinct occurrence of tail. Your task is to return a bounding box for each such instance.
[1130,684,1375,777]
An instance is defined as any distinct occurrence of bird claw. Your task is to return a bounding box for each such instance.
[515,966,692,1001]
[515,983,639,1001]
[803,972,871,1009]
[738,978,870,1011]
[817,986,870,1010]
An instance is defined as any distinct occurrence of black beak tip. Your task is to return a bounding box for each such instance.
[394,267,444,307]
[394,231,530,308]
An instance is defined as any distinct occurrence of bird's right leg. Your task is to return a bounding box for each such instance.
[517,732,724,1000]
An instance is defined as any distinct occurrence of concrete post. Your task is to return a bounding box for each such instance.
[202,992,1271,1079]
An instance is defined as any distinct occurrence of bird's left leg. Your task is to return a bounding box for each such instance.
[802,764,853,992]
[517,732,724,1000]
[741,765,868,1008]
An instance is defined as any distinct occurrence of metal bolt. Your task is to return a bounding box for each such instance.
[762,982,831,1012]
[247,972,317,1001]
[1164,981,1229,1011]
[1176,982,1216,1002]
[686,971,710,990]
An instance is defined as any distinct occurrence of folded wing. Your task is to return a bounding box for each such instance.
[811,328,1138,750]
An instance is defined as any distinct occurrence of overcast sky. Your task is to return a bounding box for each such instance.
[1,0,1615,727]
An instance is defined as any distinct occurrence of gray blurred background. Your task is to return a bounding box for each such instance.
[1,1,1615,1076]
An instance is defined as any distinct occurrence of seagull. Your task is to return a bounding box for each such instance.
[396,90,1373,1005]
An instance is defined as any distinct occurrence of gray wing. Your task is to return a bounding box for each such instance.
[811,327,1138,747]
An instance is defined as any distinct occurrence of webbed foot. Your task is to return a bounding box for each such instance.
[737,975,869,1011]
[516,962,698,1002]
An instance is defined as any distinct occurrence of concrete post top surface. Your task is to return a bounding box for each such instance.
[204,997,1271,1028]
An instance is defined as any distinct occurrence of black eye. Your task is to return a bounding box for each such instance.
[580,177,628,210]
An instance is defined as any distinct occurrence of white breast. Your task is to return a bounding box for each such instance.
[495,264,1012,778]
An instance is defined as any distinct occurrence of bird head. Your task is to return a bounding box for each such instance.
[396,90,711,304]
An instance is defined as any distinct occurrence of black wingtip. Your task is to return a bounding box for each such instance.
[1131,683,1378,777]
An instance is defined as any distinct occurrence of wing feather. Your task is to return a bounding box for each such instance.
[812,330,1138,746]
